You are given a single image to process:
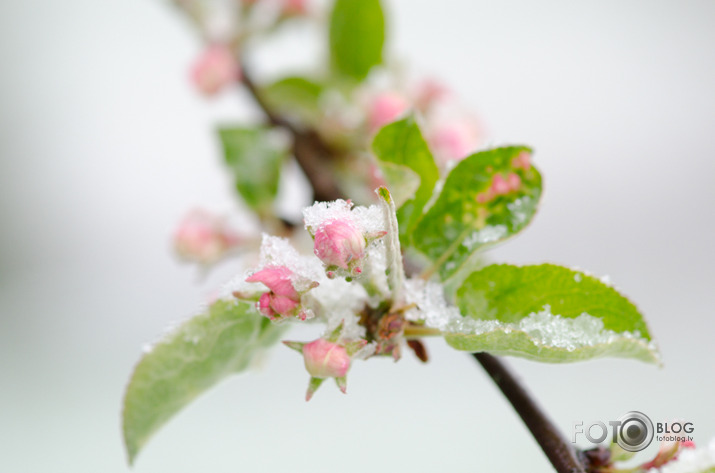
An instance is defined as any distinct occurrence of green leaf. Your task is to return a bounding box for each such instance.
[329,0,385,81]
[413,146,542,280]
[122,300,285,464]
[445,264,659,364]
[218,126,288,215]
[261,76,323,125]
[372,117,439,244]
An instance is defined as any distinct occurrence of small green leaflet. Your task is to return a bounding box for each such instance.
[218,126,288,216]
[372,117,439,245]
[445,264,659,364]
[261,76,324,125]
[122,300,285,464]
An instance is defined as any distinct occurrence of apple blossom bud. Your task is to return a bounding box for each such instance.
[174,209,240,265]
[246,266,316,321]
[313,219,366,272]
[368,92,409,131]
[302,338,351,379]
[246,266,299,300]
[428,121,481,164]
[190,44,240,96]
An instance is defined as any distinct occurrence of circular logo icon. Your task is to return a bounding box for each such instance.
[616,411,654,452]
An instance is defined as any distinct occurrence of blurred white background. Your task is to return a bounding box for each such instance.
[1,0,714,472]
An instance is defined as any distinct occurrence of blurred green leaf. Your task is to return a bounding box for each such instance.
[261,76,323,124]
[372,117,439,244]
[445,264,659,364]
[218,126,288,215]
[122,300,284,464]
[413,146,542,280]
[329,0,385,81]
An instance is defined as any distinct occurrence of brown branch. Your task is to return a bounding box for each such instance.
[473,353,587,473]
[240,66,343,202]
[238,60,586,473]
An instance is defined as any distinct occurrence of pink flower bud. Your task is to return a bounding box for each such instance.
[302,339,351,379]
[190,44,240,96]
[512,151,532,170]
[246,265,316,321]
[246,266,299,300]
[427,119,483,165]
[368,92,409,131]
[174,209,240,265]
[313,219,366,271]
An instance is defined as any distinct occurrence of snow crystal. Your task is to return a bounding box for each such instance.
[660,438,715,473]
[402,279,655,353]
[302,277,368,340]
[403,278,462,330]
[574,273,583,283]
[462,225,507,250]
[445,306,652,352]
[302,199,385,235]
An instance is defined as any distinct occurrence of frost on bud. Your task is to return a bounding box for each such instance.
[190,44,240,96]
[174,209,241,265]
[313,219,367,274]
[303,199,386,279]
[246,266,317,321]
[283,322,368,400]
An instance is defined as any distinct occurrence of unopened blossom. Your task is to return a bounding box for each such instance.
[246,266,317,321]
[174,209,241,265]
[302,338,351,379]
[283,328,367,400]
[368,92,409,131]
[190,44,240,96]
[427,119,482,165]
[313,219,367,274]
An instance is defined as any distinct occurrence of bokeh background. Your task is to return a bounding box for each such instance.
[1,0,714,472]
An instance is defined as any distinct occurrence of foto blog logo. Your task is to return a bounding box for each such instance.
[572,411,695,452]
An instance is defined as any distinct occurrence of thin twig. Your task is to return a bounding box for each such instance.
[473,353,587,473]
[240,65,343,202]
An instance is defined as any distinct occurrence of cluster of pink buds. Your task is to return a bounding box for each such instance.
[283,323,367,400]
[190,44,241,96]
[362,79,483,166]
[174,209,242,265]
[245,266,318,321]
